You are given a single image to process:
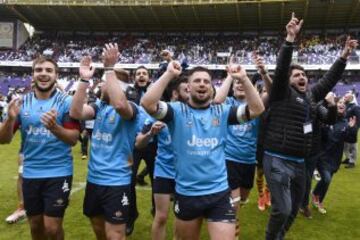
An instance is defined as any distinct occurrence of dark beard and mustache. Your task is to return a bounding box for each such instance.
[34,77,56,92]
[191,93,211,105]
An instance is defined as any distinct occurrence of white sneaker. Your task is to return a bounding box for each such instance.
[317,203,327,214]
[313,170,321,181]
[239,198,249,207]
[5,208,26,224]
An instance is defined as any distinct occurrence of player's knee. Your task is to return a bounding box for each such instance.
[44,224,62,237]
[155,211,169,225]
[106,228,125,240]
[29,221,44,234]
[92,223,106,237]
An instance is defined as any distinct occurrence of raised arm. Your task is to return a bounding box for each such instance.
[253,52,273,97]
[70,56,96,120]
[213,74,233,104]
[228,65,264,119]
[102,43,134,120]
[317,92,337,125]
[311,37,358,102]
[0,98,20,144]
[141,61,181,115]
[270,12,303,103]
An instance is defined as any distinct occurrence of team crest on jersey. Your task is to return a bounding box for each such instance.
[109,115,115,124]
[200,117,207,125]
[186,119,193,127]
[23,111,30,117]
[212,118,220,126]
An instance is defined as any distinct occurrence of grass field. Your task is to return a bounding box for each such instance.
[0,133,359,239]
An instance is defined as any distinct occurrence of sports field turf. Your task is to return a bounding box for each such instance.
[0,133,359,239]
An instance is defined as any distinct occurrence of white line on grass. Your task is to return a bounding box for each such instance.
[71,182,86,195]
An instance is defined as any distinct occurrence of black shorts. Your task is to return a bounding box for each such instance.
[22,176,72,218]
[83,182,130,224]
[226,160,256,190]
[153,176,175,194]
[173,189,236,222]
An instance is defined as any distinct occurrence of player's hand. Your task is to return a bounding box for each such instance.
[7,98,21,121]
[341,36,359,60]
[79,56,95,81]
[149,121,165,136]
[41,109,58,130]
[349,116,357,128]
[226,64,248,83]
[252,51,267,74]
[286,12,303,41]
[166,61,182,77]
[102,43,120,68]
[325,92,336,106]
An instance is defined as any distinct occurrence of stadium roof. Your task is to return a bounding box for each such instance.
[0,0,360,31]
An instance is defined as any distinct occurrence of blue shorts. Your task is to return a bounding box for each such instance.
[173,189,236,222]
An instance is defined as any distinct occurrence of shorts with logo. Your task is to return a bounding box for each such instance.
[173,189,236,222]
[153,176,175,194]
[22,176,72,218]
[226,160,256,190]
[83,182,130,224]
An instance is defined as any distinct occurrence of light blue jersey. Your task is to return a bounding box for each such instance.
[164,102,235,196]
[87,100,143,186]
[139,117,175,179]
[225,97,259,164]
[155,125,175,179]
[18,90,76,178]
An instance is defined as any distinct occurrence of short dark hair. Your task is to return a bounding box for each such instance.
[32,56,59,73]
[187,66,213,81]
[134,65,149,75]
[162,73,188,102]
[289,64,305,77]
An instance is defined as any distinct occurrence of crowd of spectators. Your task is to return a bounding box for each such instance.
[1,32,359,65]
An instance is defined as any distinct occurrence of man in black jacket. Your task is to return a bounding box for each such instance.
[262,13,358,240]
[127,66,157,236]
[343,91,360,168]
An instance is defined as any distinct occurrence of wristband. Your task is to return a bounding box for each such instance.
[80,79,90,83]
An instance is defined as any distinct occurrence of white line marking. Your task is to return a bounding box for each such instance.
[70,182,86,195]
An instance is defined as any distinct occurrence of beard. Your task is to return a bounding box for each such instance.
[177,94,189,103]
[34,79,56,92]
[191,93,211,105]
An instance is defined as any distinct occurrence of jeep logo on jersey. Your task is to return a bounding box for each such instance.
[26,125,51,137]
[187,135,219,148]
[93,130,112,143]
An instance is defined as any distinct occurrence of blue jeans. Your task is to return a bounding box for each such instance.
[302,153,321,208]
[313,165,333,203]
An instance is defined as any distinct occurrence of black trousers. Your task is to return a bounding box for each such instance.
[128,146,157,223]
